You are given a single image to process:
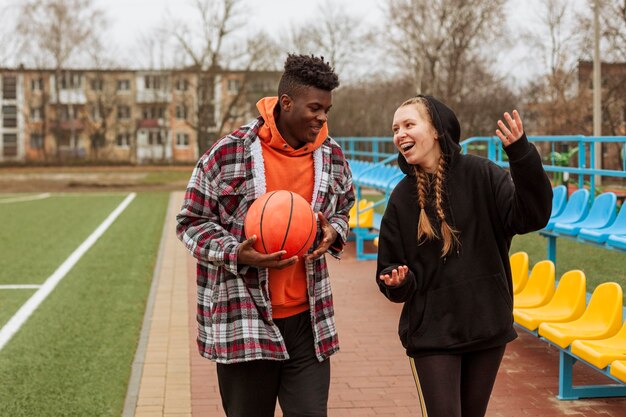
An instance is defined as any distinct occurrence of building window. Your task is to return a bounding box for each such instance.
[175,105,187,119]
[227,79,240,94]
[58,106,73,121]
[3,133,18,157]
[116,132,131,147]
[2,105,17,128]
[117,79,131,91]
[176,132,189,147]
[60,73,82,89]
[58,135,72,147]
[148,130,163,145]
[251,79,274,93]
[176,78,188,91]
[30,107,43,121]
[117,105,131,119]
[142,106,164,119]
[91,79,104,91]
[30,133,44,149]
[31,78,44,91]
[2,75,17,100]
[144,75,163,90]
[91,105,101,120]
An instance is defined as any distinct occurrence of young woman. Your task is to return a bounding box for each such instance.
[376,96,552,417]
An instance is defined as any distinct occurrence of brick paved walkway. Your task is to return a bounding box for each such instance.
[127,193,626,416]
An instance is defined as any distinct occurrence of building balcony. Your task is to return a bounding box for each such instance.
[137,119,166,129]
[54,90,87,104]
[136,90,172,103]
[58,120,85,130]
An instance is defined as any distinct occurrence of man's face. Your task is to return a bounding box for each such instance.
[279,86,332,149]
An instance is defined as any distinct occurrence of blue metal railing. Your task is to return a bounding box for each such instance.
[337,135,626,199]
[337,135,626,260]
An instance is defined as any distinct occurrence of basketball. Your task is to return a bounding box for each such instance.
[244,190,317,258]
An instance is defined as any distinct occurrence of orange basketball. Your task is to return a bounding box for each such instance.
[244,190,317,258]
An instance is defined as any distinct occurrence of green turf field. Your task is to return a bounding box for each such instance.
[0,192,168,417]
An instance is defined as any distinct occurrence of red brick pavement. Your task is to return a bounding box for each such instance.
[187,243,626,416]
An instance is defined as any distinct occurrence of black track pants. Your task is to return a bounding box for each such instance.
[409,345,506,417]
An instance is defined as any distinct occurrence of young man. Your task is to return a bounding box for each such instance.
[176,54,354,417]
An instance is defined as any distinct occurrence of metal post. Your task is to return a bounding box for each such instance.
[593,0,602,186]
[547,235,557,266]
[558,351,578,400]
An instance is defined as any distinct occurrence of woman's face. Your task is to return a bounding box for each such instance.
[392,104,441,173]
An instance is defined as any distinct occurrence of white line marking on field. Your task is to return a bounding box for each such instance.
[0,192,136,352]
[0,285,42,289]
[0,193,51,204]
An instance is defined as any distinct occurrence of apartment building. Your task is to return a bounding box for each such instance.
[0,67,281,163]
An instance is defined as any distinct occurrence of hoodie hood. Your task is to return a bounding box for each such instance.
[398,95,462,175]
[256,96,327,156]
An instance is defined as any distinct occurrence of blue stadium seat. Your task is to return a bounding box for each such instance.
[544,189,590,231]
[553,192,617,236]
[606,234,626,251]
[551,185,568,218]
[579,203,626,243]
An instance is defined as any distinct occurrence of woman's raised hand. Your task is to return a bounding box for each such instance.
[496,110,524,147]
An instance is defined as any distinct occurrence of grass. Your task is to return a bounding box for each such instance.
[0,192,168,417]
[0,291,34,328]
[0,194,128,285]
[141,168,193,185]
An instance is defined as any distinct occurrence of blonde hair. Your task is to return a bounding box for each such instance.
[401,98,460,257]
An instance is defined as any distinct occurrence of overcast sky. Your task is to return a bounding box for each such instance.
[1,0,591,86]
[94,0,590,84]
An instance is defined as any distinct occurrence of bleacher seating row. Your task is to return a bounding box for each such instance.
[347,162,626,261]
[511,252,626,400]
[347,159,403,192]
[347,159,403,260]
[542,186,626,253]
[348,198,381,260]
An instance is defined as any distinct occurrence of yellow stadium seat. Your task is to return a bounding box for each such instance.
[513,260,555,309]
[348,199,374,229]
[610,360,626,383]
[538,282,623,349]
[510,251,529,294]
[513,270,586,331]
[373,236,379,247]
[570,321,626,369]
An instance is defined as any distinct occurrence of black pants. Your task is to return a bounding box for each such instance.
[409,345,506,417]
[216,311,330,417]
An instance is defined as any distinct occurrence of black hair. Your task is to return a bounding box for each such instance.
[277,54,340,97]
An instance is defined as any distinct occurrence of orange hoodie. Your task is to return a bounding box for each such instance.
[256,97,328,318]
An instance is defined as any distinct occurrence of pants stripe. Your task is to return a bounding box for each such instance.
[409,357,428,417]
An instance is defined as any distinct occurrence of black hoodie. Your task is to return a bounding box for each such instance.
[376,96,552,357]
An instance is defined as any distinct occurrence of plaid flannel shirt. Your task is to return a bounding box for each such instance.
[176,117,354,364]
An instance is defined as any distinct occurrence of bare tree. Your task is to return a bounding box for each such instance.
[169,0,283,154]
[0,3,20,67]
[520,0,590,136]
[597,0,626,61]
[214,34,282,137]
[169,0,242,153]
[384,0,506,101]
[15,0,106,160]
[370,0,516,137]
[284,0,369,78]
